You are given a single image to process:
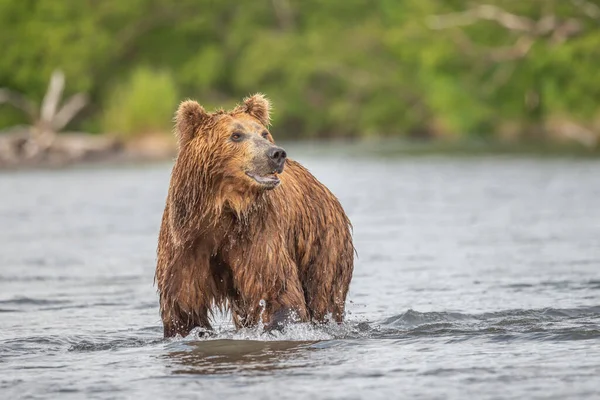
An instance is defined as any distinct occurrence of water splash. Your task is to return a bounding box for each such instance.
[188,321,340,342]
[176,305,600,344]
[258,299,267,327]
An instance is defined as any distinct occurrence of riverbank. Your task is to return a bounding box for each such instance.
[0,132,176,171]
[286,138,600,159]
[1,134,598,171]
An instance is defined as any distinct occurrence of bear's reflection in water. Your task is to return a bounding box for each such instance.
[166,339,318,375]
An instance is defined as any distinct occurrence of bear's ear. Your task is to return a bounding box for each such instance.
[175,100,210,147]
[239,93,271,126]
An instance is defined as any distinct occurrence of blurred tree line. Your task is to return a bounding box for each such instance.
[0,0,599,145]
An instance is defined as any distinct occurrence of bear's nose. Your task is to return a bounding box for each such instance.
[267,146,287,170]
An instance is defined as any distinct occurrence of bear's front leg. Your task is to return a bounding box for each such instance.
[162,301,211,338]
[224,246,308,330]
[157,246,216,338]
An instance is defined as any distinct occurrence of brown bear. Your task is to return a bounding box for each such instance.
[155,94,354,338]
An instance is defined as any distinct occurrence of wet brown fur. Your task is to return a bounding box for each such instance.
[155,94,354,337]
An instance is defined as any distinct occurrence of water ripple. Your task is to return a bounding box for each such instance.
[377,306,600,342]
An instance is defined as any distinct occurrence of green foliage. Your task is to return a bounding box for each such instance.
[0,0,598,142]
[102,67,178,138]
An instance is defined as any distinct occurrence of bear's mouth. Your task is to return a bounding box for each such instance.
[245,171,280,188]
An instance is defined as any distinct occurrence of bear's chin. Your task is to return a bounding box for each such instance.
[245,171,281,190]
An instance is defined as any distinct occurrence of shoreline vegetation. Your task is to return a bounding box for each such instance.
[1,2,599,169]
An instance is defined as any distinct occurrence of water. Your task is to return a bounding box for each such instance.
[1,148,599,399]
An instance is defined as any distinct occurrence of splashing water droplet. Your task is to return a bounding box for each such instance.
[258,299,267,326]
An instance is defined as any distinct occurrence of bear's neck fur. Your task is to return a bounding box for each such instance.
[167,145,277,250]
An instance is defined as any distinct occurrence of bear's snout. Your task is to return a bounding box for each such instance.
[267,146,287,173]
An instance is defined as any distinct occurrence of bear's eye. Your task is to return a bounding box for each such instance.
[261,131,269,139]
[230,132,243,142]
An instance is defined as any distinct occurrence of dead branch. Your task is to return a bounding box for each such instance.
[451,30,535,63]
[426,4,582,38]
[490,36,536,61]
[40,70,65,125]
[571,0,600,19]
[52,93,89,132]
[0,69,88,160]
[550,18,583,44]
[427,4,584,64]
[551,120,598,148]
[426,5,537,32]
[0,88,37,120]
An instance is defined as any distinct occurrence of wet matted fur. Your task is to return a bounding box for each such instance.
[155,94,354,337]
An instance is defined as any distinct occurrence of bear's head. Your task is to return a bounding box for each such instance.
[174,93,287,193]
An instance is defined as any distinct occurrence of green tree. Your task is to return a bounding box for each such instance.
[0,0,598,146]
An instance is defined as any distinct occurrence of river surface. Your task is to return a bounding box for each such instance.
[1,146,599,399]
